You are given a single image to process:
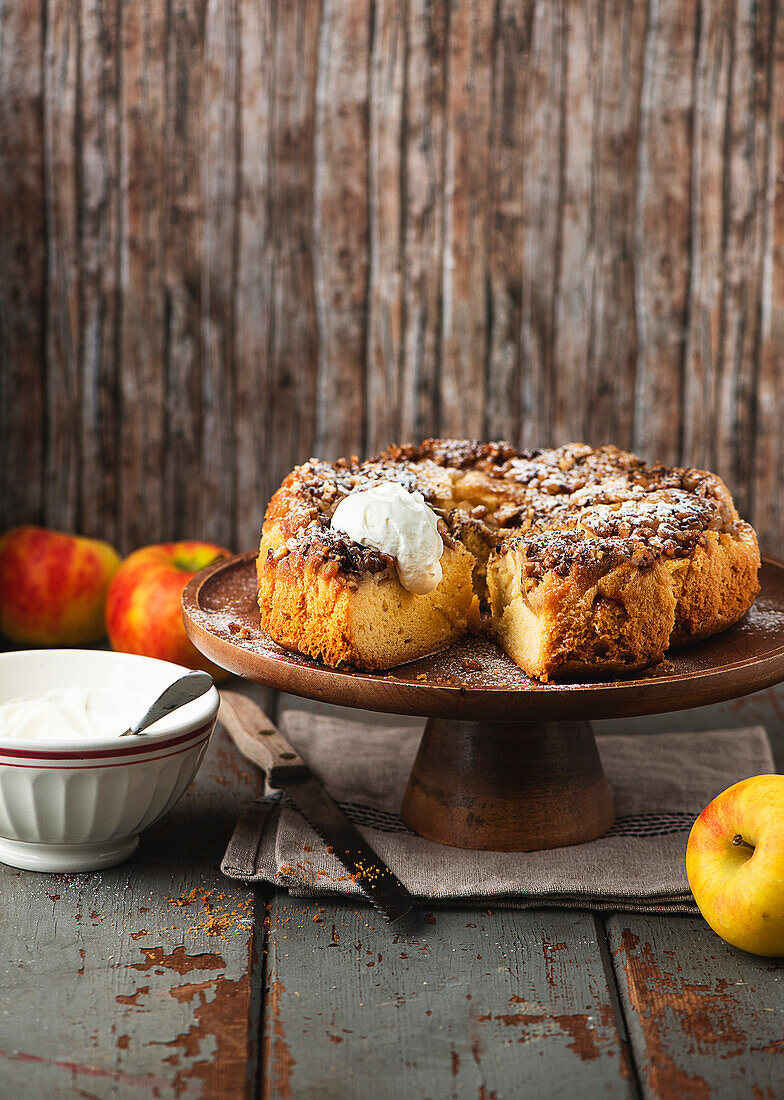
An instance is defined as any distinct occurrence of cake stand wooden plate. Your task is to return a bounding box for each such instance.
[183,552,784,852]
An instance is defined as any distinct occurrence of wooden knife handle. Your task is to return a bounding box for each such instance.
[219,690,311,785]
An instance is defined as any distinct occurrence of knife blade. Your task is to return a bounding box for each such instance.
[219,690,413,923]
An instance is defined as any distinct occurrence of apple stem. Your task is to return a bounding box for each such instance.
[732,834,754,852]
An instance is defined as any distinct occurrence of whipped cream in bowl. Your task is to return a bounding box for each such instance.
[0,686,145,742]
[330,481,444,594]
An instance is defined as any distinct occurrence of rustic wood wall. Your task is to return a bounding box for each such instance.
[1,0,782,554]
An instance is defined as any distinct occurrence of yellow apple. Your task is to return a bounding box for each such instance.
[106,541,231,679]
[686,774,784,957]
[0,526,121,645]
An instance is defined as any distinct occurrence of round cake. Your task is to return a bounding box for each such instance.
[257,440,760,681]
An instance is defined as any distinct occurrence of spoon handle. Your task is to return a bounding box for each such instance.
[122,670,214,736]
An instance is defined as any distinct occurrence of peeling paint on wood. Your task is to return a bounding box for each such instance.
[607,914,784,1100]
[262,899,634,1099]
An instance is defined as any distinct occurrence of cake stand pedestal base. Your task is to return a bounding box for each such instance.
[401,718,614,851]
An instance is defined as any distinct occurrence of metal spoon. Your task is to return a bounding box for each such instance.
[119,670,214,736]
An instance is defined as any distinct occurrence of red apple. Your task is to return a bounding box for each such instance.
[0,526,121,645]
[686,774,784,957]
[106,541,231,679]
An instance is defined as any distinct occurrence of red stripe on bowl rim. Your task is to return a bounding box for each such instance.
[0,736,212,770]
[0,720,215,762]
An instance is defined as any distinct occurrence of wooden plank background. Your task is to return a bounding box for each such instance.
[1,0,782,555]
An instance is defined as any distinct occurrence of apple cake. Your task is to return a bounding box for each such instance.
[257,440,760,680]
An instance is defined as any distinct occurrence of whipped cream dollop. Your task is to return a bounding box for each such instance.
[0,687,144,741]
[330,481,444,594]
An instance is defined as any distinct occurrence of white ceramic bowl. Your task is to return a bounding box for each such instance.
[0,649,220,872]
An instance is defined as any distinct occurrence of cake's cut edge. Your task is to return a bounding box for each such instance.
[487,534,677,681]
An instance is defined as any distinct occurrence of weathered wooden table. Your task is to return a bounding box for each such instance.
[1,677,782,1099]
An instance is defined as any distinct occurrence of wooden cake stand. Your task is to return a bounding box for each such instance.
[183,552,784,852]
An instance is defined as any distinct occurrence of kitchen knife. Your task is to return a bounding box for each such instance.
[219,690,413,923]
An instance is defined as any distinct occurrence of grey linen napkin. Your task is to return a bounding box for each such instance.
[221,711,774,913]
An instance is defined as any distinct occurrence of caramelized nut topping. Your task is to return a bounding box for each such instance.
[577,490,722,557]
[266,439,739,584]
[514,529,658,580]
